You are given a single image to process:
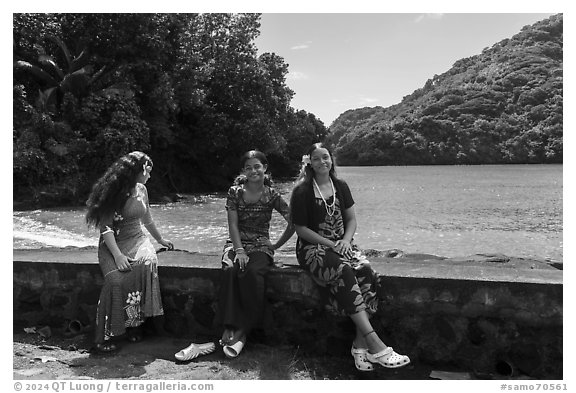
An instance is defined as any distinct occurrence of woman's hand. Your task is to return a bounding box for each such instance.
[334,239,353,259]
[158,238,174,250]
[234,249,250,271]
[114,254,136,271]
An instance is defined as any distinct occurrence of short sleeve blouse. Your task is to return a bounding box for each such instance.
[224,184,290,256]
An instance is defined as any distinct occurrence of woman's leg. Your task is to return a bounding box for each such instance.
[95,270,129,343]
[133,241,163,319]
[301,247,409,366]
[353,262,380,314]
[235,251,271,340]
[350,262,382,350]
[217,252,270,344]
[93,271,126,352]
[301,248,388,353]
[218,263,242,340]
[350,310,410,368]
[321,249,369,316]
[349,311,387,353]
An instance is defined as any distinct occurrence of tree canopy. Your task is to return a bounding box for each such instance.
[13,13,328,208]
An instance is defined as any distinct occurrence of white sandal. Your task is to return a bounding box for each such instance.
[366,346,410,369]
[223,335,246,358]
[175,342,216,361]
[351,344,374,371]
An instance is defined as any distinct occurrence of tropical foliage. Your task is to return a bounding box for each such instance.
[13,13,327,208]
[325,14,563,166]
[14,14,562,208]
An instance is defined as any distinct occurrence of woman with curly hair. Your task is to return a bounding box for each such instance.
[290,143,410,371]
[85,151,176,353]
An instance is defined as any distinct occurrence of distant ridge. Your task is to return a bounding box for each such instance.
[326,14,562,165]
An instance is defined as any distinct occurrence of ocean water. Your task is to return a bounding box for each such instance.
[13,164,563,261]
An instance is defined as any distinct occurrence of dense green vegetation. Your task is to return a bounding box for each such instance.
[325,14,563,166]
[13,13,327,208]
[14,14,562,209]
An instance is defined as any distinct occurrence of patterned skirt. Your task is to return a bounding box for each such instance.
[95,227,163,344]
[297,244,380,317]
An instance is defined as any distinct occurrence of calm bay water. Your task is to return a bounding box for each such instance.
[13,165,563,262]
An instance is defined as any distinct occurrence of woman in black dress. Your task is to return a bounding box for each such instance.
[290,143,410,371]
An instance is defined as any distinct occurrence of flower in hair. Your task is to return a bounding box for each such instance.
[301,155,311,165]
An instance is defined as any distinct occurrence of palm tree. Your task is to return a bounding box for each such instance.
[14,35,105,115]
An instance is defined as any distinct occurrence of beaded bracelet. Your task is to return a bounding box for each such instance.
[235,247,246,253]
[100,227,113,235]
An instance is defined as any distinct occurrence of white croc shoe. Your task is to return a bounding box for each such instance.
[365,347,410,369]
[351,344,374,371]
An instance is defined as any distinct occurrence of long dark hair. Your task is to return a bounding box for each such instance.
[295,142,338,186]
[85,151,153,228]
[233,150,273,186]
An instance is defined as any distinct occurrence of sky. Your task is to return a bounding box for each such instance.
[254,13,557,127]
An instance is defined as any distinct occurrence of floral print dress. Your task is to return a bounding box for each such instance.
[217,184,290,332]
[95,183,163,344]
[292,180,380,317]
[221,184,290,264]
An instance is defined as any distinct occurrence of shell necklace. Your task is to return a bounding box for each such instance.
[313,177,337,216]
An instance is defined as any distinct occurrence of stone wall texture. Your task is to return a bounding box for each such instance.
[13,249,562,379]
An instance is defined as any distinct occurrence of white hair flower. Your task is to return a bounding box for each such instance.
[301,155,311,165]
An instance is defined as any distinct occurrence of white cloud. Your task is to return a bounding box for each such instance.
[330,96,379,107]
[287,71,309,81]
[290,41,312,50]
[358,97,379,105]
[414,13,444,23]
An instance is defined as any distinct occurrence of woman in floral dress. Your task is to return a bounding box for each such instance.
[290,143,410,371]
[213,150,294,358]
[85,151,174,353]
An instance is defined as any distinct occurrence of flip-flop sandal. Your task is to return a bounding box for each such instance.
[175,342,216,361]
[351,345,374,371]
[366,347,411,369]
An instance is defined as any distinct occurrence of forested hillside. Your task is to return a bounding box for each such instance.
[326,14,563,166]
[13,14,327,208]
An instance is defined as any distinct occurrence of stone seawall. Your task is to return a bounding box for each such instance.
[13,248,562,379]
